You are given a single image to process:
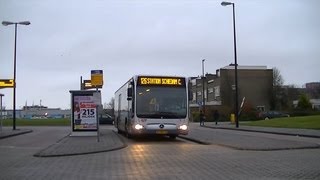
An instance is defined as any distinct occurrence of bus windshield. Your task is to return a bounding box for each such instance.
[136,86,187,119]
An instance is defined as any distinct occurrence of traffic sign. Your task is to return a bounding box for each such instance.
[0,79,14,89]
[91,70,103,87]
[82,80,102,90]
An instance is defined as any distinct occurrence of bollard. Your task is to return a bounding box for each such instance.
[230,113,235,124]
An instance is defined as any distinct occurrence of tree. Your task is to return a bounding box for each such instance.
[106,97,114,110]
[271,67,286,110]
[273,67,284,87]
[103,97,115,116]
[297,94,312,110]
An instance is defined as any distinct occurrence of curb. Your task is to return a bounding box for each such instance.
[179,133,320,151]
[179,125,320,151]
[0,129,33,139]
[204,126,320,139]
[178,135,211,145]
[34,131,127,157]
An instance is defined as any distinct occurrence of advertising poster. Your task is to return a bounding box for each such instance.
[73,95,97,131]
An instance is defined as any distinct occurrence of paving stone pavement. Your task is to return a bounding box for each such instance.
[1,122,320,156]
[179,123,320,151]
[1,125,320,179]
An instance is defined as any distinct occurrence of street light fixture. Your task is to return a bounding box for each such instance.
[221,1,239,128]
[2,21,30,130]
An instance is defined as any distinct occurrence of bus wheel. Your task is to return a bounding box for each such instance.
[169,135,177,139]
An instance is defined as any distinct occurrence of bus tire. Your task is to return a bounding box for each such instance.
[169,135,177,139]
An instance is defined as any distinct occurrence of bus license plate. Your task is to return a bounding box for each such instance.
[156,130,168,134]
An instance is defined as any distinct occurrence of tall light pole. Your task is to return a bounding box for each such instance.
[2,21,30,130]
[0,93,4,132]
[202,59,205,115]
[221,1,239,128]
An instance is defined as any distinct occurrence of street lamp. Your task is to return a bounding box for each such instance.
[221,1,239,128]
[202,59,205,114]
[2,21,31,130]
[0,93,4,132]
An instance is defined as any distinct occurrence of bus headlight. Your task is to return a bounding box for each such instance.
[179,125,188,131]
[135,124,143,130]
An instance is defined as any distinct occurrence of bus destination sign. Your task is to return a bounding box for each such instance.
[138,77,185,86]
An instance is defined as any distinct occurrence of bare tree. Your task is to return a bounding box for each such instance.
[273,67,284,87]
[107,97,115,110]
[271,67,285,110]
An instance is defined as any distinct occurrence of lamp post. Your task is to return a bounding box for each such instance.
[202,59,205,114]
[221,1,239,128]
[2,21,30,130]
[0,93,4,132]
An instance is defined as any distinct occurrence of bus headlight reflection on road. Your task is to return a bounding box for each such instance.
[179,125,188,131]
[135,124,143,130]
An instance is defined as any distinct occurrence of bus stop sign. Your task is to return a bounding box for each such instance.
[91,70,103,87]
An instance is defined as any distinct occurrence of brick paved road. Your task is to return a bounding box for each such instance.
[1,126,320,180]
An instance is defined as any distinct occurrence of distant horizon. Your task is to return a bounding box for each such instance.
[2,79,318,110]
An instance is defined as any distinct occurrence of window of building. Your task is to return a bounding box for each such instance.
[208,79,214,84]
[193,92,196,101]
[204,90,207,99]
[197,91,202,96]
[256,106,265,112]
[208,88,213,93]
[191,79,196,86]
[214,86,220,98]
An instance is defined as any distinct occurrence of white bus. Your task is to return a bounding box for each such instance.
[114,75,190,138]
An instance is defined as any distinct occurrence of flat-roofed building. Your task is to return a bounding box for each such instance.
[189,65,273,121]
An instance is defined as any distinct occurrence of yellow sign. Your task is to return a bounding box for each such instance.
[140,77,182,85]
[91,70,103,87]
[0,79,14,89]
[83,79,102,89]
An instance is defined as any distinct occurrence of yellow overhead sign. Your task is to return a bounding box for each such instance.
[0,79,14,89]
[82,80,102,90]
[91,70,103,87]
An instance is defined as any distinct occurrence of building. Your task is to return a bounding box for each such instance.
[306,82,320,99]
[4,105,70,119]
[189,65,273,120]
[291,82,320,110]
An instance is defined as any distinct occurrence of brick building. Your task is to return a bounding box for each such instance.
[189,65,273,121]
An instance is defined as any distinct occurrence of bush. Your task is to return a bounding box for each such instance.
[239,101,260,121]
[297,94,312,110]
[289,110,320,117]
[192,112,200,122]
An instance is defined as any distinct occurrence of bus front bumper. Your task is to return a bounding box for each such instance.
[131,123,189,135]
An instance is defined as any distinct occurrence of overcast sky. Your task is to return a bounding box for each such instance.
[1,0,319,110]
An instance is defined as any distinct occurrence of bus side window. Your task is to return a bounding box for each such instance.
[131,99,135,117]
[130,80,135,117]
[127,87,132,100]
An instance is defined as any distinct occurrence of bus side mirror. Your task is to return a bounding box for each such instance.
[127,87,132,100]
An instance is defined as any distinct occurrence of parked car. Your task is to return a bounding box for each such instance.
[258,111,290,120]
[99,113,114,124]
